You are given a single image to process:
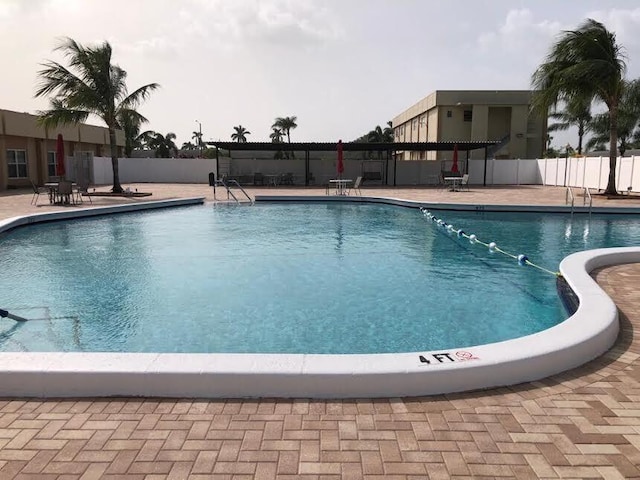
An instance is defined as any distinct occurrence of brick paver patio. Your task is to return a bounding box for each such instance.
[1,184,639,479]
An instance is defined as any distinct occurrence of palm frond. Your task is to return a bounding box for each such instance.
[118,83,160,111]
[36,98,90,129]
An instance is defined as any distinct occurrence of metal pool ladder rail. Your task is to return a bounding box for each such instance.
[565,186,575,213]
[210,175,253,204]
[583,187,593,214]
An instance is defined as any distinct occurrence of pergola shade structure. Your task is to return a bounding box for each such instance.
[208,141,501,186]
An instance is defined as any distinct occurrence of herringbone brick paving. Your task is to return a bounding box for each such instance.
[1,185,640,478]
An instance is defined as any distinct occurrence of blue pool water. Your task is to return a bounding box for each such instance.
[1,203,639,354]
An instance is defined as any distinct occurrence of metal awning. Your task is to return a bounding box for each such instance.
[207,140,499,152]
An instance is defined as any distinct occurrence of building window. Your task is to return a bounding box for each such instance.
[412,118,418,129]
[464,110,473,122]
[419,115,426,126]
[47,151,57,177]
[446,110,452,118]
[7,149,27,178]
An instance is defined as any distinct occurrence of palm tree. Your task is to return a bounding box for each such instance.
[270,127,285,159]
[272,116,298,143]
[147,132,177,158]
[35,37,159,192]
[231,125,251,142]
[547,96,592,154]
[586,79,640,156]
[383,121,394,142]
[270,127,284,143]
[367,122,395,143]
[119,110,151,157]
[135,130,156,149]
[192,130,204,149]
[531,19,627,195]
[181,141,196,150]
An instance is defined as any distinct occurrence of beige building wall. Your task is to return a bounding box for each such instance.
[391,90,546,161]
[0,109,124,190]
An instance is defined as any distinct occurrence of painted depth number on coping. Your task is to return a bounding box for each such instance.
[419,351,479,365]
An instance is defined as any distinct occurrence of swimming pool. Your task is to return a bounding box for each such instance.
[4,202,638,354]
[0,197,638,397]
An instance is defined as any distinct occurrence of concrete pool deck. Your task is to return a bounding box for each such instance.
[1,183,640,477]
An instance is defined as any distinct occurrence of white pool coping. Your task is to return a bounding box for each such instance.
[0,196,637,398]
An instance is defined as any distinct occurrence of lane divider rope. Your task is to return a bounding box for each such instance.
[419,208,561,277]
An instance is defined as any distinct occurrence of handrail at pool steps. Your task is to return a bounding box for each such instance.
[584,187,593,214]
[565,186,574,213]
[209,172,253,204]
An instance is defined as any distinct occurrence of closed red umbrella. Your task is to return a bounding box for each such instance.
[55,134,65,177]
[337,139,344,177]
[451,143,459,174]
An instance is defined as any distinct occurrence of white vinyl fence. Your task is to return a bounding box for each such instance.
[89,155,639,193]
[538,156,639,192]
[92,157,218,185]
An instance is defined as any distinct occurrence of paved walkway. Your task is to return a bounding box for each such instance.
[1,184,640,478]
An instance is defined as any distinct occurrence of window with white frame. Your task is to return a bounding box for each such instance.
[7,149,27,178]
[47,151,57,177]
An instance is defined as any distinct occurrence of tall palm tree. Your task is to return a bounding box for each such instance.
[547,96,592,154]
[231,125,251,142]
[586,79,640,156]
[147,132,177,158]
[35,37,159,192]
[272,116,298,143]
[531,19,627,195]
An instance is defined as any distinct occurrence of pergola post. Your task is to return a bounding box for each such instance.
[215,147,219,180]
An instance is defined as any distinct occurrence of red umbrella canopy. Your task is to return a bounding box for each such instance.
[337,139,344,176]
[451,144,459,173]
[56,134,65,177]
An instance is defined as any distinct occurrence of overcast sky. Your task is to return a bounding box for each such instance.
[2,0,640,149]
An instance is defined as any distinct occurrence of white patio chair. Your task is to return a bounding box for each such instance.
[460,174,470,191]
[349,176,362,195]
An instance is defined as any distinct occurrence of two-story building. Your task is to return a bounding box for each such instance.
[0,108,124,191]
[391,90,546,161]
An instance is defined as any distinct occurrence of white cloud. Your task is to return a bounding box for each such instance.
[180,0,342,49]
[477,9,562,54]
